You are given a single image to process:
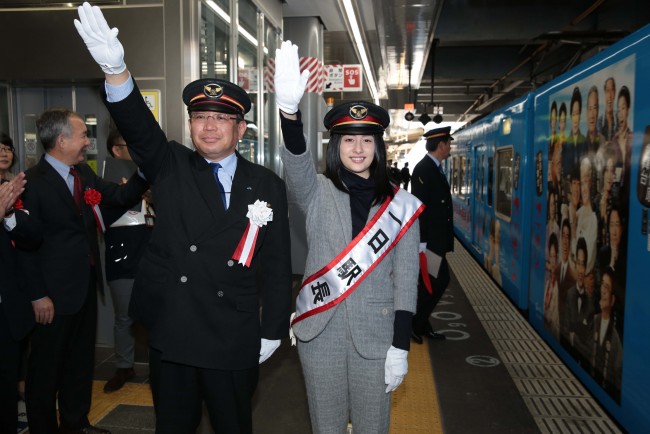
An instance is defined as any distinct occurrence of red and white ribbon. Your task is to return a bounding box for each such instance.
[91,204,106,233]
[232,200,273,267]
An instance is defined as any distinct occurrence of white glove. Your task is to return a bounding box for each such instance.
[419,242,427,253]
[259,338,281,364]
[384,345,408,393]
[74,2,126,74]
[274,40,310,114]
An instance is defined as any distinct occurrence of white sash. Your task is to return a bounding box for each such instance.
[292,188,424,325]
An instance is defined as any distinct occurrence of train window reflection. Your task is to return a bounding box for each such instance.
[495,146,513,219]
[487,156,494,207]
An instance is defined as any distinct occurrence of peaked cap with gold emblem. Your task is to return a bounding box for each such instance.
[182,78,251,115]
[323,101,390,135]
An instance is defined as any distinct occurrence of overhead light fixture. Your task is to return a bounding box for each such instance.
[340,0,379,104]
[418,112,431,125]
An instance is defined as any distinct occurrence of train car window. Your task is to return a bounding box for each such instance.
[459,156,466,196]
[466,157,471,196]
[452,157,459,194]
[487,156,494,207]
[495,146,513,219]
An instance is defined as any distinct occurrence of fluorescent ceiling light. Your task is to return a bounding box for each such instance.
[341,0,379,104]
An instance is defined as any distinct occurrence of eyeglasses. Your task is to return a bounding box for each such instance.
[190,113,239,124]
[0,146,14,154]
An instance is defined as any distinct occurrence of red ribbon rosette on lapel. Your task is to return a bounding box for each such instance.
[84,188,106,233]
[232,200,273,267]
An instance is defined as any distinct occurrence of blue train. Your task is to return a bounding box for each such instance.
[448,24,650,433]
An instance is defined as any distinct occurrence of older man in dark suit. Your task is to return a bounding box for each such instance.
[75,4,292,433]
[19,108,148,434]
[0,174,42,434]
[411,127,454,342]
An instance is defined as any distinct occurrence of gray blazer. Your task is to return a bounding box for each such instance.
[282,148,419,359]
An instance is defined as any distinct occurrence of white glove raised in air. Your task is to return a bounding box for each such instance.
[74,2,126,74]
[274,40,310,115]
[259,338,281,364]
[384,345,408,393]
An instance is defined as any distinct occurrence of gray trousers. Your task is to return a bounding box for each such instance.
[297,306,391,434]
[107,278,135,368]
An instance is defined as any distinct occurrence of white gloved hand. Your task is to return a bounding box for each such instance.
[274,40,310,114]
[259,338,281,364]
[419,242,427,253]
[74,2,126,74]
[384,345,408,393]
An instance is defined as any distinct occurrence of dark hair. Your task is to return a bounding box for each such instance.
[36,108,79,151]
[0,133,14,149]
[604,77,616,92]
[324,133,394,205]
[550,101,557,115]
[561,218,571,237]
[559,102,567,120]
[618,85,631,109]
[549,232,558,255]
[587,85,598,103]
[107,129,124,157]
[570,87,582,114]
[576,236,588,263]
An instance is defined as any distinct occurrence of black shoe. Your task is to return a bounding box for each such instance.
[427,331,446,340]
[410,331,423,344]
[103,367,135,393]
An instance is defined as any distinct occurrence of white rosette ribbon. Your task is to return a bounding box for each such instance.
[232,200,273,267]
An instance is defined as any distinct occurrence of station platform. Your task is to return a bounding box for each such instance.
[19,240,623,434]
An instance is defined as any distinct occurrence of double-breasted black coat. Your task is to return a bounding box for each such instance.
[102,82,292,370]
[411,155,454,256]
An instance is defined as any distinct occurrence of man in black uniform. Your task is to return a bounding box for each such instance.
[75,3,292,433]
[411,127,454,343]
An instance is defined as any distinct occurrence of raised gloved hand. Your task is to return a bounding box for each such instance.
[74,2,126,74]
[274,40,310,114]
[259,338,281,364]
[384,345,408,393]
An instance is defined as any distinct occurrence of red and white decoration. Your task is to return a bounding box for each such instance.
[232,200,273,267]
[266,57,327,95]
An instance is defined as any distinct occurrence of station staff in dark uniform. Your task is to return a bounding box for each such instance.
[411,127,454,342]
[75,3,292,433]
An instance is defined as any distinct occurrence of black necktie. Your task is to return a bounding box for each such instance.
[210,162,227,208]
[69,167,83,212]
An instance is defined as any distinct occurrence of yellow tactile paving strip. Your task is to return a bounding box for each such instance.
[88,381,153,425]
[390,341,442,434]
[88,344,442,433]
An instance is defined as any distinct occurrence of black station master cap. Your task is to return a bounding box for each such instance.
[324,101,390,135]
[424,126,454,151]
[182,78,252,116]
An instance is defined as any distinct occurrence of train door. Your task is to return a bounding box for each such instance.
[11,84,115,346]
[471,144,484,253]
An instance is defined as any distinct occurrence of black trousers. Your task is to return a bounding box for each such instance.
[149,348,259,434]
[0,308,20,434]
[412,257,450,334]
[25,270,97,434]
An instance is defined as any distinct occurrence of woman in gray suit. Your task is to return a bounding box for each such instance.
[274,41,421,433]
